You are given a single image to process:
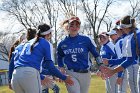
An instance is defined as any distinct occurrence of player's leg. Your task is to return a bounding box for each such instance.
[127,64,139,93]
[66,70,80,93]
[105,78,113,93]
[105,73,118,93]
[11,69,24,93]
[105,66,118,93]
[137,65,140,93]
[118,70,128,93]
[13,67,42,93]
[78,72,91,93]
[108,73,118,93]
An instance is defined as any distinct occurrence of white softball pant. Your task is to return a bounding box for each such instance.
[11,67,42,93]
[127,64,139,93]
[65,70,91,93]
[105,66,128,93]
[105,71,118,93]
[118,70,128,93]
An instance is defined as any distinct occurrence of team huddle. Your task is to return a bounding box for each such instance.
[8,15,140,93]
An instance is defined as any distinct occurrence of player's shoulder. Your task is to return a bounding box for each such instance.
[15,43,25,50]
[136,28,140,34]
[106,41,115,50]
[107,41,114,46]
[78,34,90,39]
[78,34,97,47]
[77,34,92,42]
[38,37,50,46]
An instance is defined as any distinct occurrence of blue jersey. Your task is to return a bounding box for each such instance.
[9,42,53,81]
[13,38,66,80]
[100,41,117,60]
[109,29,140,69]
[9,43,25,81]
[114,37,123,58]
[57,34,99,70]
[114,37,124,78]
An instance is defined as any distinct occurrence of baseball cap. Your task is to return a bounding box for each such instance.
[69,16,81,24]
[107,30,117,36]
[98,32,108,38]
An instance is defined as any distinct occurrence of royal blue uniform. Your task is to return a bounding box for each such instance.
[57,34,100,70]
[12,38,66,80]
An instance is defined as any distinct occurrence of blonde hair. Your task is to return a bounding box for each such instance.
[60,19,69,31]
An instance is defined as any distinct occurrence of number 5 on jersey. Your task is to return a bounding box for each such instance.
[71,54,77,62]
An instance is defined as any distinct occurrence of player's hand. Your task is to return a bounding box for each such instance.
[99,65,108,73]
[96,70,102,77]
[64,75,74,86]
[53,76,59,82]
[41,76,54,86]
[99,66,115,79]
[96,70,106,80]
[102,58,109,65]
[116,78,123,85]
[59,67,66,74]
[104,68,115,78]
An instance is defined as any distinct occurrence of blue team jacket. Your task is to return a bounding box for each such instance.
[109,29,140,69]
[57,34,99,71]
[9,38,67,80]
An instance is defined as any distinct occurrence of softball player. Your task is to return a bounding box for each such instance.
[40,24,60,93]
[107,29,128,93]
[9,27,60,93]
[8,28,37,89]
[98,32,118,93]
[102,16,140,93]
[57,16,103,93]
[10,24,74,93]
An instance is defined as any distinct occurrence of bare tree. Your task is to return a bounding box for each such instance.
[102,16,113,32]
[0,32,17,62]
[57,0,79,18]
[80,0,114,44]
[128,0,140,18]
[0,43,9,61]
[127,0,140,26]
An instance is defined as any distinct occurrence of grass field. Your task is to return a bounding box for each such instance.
[0,75,130,93]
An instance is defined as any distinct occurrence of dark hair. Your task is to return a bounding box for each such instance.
[31,23,51,51]
[27,28,37,40]
[121,15,140,55]
[8,40,20,62]
[121,15,136,29]
[9,28,37,62]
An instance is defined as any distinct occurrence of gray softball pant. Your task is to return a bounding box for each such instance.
[65,70,91,93]
[11,67,42,93]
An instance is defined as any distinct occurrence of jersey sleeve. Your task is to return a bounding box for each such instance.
[108,57,126,66]
[88,37,99,58]
[8,53,15,83]
[137,32,140,55]
[40,74,45,80]
[117,71,124,78]
[57,43,65,68]
[120,36,137,69]
[42,40,67,80]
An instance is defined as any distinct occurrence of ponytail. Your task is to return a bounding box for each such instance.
[30,30,40,52]
[133,29,140,56]
[30,29,46,52]
[30,23,51,52]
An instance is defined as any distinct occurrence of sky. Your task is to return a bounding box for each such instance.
[0,0,131,33]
